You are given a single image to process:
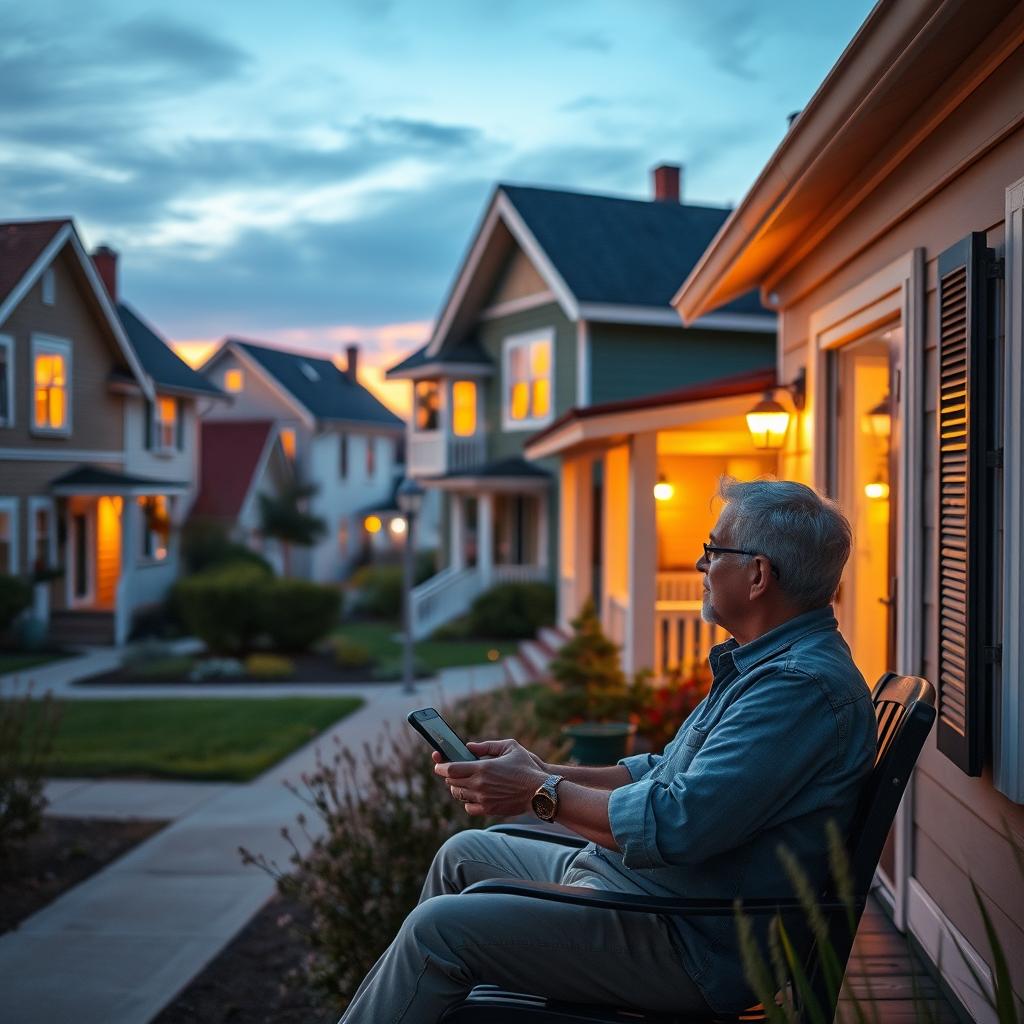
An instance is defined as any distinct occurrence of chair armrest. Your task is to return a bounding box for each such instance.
[487,823,589,849]
[462,878,863,919]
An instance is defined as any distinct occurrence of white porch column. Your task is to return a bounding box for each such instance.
[478,491,494,588]
[449,493,464,571]
[625,432,657,675]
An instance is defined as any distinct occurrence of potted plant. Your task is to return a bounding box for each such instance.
[540,598,646,765]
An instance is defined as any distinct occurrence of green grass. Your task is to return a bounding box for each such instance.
[0,651,70,676]
[336,621,518,673]
[36,697,363,781]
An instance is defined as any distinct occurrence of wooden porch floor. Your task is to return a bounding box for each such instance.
[837,896,963,1023]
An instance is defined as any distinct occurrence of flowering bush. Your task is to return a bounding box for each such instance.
[634,665,713,753]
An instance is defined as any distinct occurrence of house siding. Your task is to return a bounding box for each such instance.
[771,49,1024,1007]
[588,323,773,405]
[487,246,549,306]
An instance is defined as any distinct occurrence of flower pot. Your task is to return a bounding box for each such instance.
[562,721,637,766]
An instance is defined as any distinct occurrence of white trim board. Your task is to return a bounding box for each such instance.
[478,291,557,321]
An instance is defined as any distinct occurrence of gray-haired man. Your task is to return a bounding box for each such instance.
[340,478,877,1022]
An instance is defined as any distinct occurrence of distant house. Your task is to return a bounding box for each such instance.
[675,0,1024,1016]
[0,221,222,645]
[387,166,775,638]
[198,338,406,580]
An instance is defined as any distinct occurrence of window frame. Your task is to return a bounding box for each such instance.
[27,496,57,576]
[30,333,72,437]
[0,334,14,428]
[152,395,179,454]
[0,497,18,575]
[501,327,555,432]
[224,367,244,393]
[413,379,441,433]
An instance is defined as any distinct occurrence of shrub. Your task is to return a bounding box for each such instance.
[263,580,341,652]
[0,682,61,864]
[371,654,428,682]
[332,636,373,670]
[348,565,403,619]
[241,685,568,1014]
[135,656,195,682]
[174,564,271,655]
[0,575,32,633]
[189,657,245,682]
[465,581,555,639]
[181,518,274,577]
[245,653,295,681]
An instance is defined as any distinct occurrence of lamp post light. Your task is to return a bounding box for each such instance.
[396,477,425,695]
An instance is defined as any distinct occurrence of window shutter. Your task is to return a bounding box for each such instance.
[144,398,153,450]
[936,232,997,776]
[176,398,185,450]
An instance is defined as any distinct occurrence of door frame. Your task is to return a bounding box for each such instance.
[807,249,925,930]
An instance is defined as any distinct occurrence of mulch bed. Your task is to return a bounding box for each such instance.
[0,816,166,933]
[154,893,336,1024]
[78,651,380,687]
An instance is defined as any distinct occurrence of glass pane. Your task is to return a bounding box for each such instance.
[49,387,65,428]
[530,339,550,377]
[452,381,476,436]
[510,381,529,421]
[35,354,51,386]
[35,387,47,426]
[414,381,439,431]
[532,378,550,418]
[51,354,65,386]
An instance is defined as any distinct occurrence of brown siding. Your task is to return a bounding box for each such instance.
[0,245,126,452]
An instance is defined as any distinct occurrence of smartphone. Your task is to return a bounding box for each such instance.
[407,707,478,762]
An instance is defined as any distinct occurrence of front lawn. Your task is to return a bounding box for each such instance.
[336,621,518,675]
[37,698,363,781]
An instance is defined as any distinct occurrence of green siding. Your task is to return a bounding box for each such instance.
[588,324,774,406]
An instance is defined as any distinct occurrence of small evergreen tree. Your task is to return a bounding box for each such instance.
[258,482,326,577]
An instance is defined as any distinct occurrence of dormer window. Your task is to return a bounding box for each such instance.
[414,380,440,431]
[300,361,320,382]
[224,368,244,392]
[41,267,56,306]
[503,329,553,430]
[32,335,71,435]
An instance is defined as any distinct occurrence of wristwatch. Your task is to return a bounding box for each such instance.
[531,774,564,822]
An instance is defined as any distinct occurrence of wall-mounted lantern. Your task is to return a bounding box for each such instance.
[744,368,805,451]
[864,474,890,501]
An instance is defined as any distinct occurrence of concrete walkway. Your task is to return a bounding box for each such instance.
[0,662,507,1024]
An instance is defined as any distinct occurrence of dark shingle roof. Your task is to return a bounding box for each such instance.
[49,466,189,490]
[232,339,403,428]
[118,303,224,397]
[0,219,70,308]
[387,337,492,377]
[500,186,766,315]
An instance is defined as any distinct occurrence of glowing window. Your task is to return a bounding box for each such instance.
[452,380,477,436]
[280,427,296,461]
[32,341,69,432]
[138,495,170,561]
[414,380,440,431]
[154,396,178,451]
[504,332,552,427]
[224,368,244,392]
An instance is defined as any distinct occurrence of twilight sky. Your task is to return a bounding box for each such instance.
[1,0,873,412]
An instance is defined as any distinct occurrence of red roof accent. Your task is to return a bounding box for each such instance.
[192,420,275,520]
[0,219,72,307]
[527,366,777,447]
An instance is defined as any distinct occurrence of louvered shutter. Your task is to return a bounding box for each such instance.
[936,232,995,775]
[176,398,185,450]
[144,398,153,450]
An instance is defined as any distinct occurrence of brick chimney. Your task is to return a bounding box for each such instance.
[91,245,118,303]
[652,164,682,204]
[344,343,359,382]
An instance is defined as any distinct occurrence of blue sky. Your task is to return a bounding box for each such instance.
[0,0,874,408]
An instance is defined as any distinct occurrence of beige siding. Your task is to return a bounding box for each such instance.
[486,245,549,306]
[0,245,126,452]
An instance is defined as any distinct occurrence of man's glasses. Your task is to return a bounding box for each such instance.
[702,542,780,580]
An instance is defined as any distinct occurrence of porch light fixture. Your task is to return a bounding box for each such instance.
[653,475,674,502]
[364,515,382,534]
[862,396,892,440]
[390,516,407,535]
[744,368,806,451]
[864,475,890,501]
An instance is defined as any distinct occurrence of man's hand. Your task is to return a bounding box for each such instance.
[432,738,548,816]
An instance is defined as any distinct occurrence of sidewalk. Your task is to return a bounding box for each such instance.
[0,662,507,1024]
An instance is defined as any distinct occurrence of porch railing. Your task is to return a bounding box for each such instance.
[492,563,548,585]
[656,570,704,603]
[407,431,486,478]
[654,570,721,677]
[606,595,628,647]
[448,435,486,472]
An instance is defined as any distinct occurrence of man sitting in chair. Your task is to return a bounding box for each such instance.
[341,478,877,1022]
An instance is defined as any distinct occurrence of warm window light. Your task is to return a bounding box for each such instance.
[510,381,529,420]
[452,381,476,436]
[364,515,383,534]
[389,516,407,535]
[34,352,67,429]
[224,368,243,392]
[653,475,674,502]
[864,476,890,501]
[862,396,892,439]
[745,393,791,450]
[280,427,296,460]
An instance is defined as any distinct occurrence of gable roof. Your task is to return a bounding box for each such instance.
[118,303,224,398]
[192,420,279,520]
[0,218,153,399]
[226,338,404,429]
[386,336,492,380]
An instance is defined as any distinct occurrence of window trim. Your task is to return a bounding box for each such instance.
[30,333,72,436]
[27,496,57,575]
[501,327,555,432]
[0,334,13,428]
[0,496,19,575]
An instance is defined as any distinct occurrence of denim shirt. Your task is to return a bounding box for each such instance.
[565,606,876,1014]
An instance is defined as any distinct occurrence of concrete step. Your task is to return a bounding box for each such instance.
[518,639,553,680]
[538,626,569,656]
[503,654,531,687]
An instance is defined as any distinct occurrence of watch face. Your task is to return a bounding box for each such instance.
[532,792,556,821]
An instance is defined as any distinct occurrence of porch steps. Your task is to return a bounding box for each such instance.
[502,625,571,685]
[48,611,116,647]
[502,654,532,687]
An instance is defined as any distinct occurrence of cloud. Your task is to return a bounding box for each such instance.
[502,143,650,195]
[551,29,612,53]
[110,14,249,83]
[559,95,614,114]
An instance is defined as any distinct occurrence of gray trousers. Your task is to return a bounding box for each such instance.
[339,828,709,1023]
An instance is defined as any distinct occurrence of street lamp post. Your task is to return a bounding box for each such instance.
[396,477,425,695]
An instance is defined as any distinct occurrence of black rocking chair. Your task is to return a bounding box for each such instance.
[439,672,936,1024]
